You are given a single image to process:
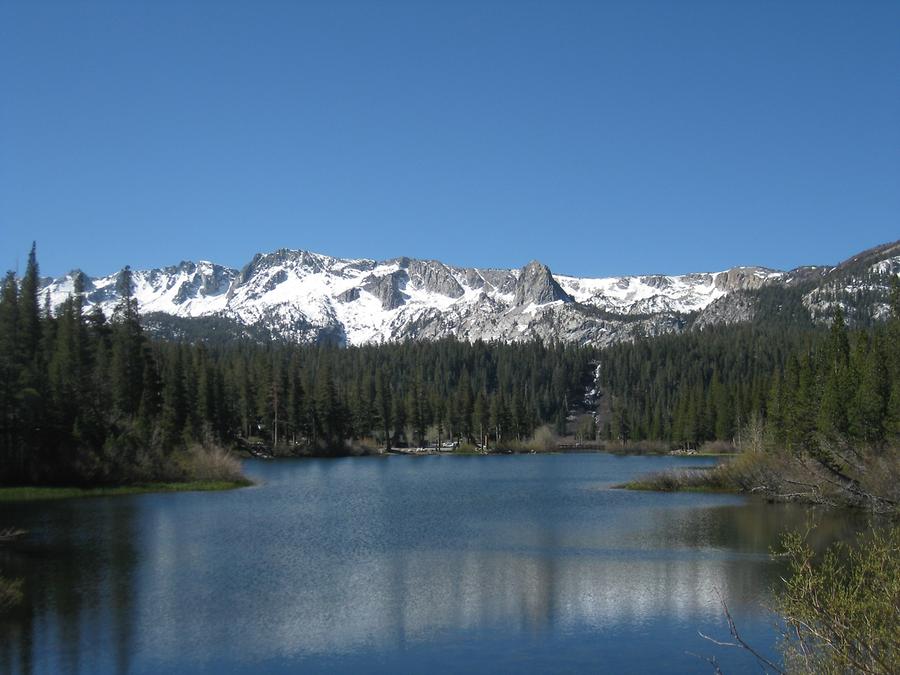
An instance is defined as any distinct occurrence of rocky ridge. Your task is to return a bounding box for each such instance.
[39,240,900,347]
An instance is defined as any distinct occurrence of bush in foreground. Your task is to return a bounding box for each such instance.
[0,575,22,611]
[776,524,900,674]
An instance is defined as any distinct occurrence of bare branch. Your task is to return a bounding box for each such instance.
[687,650,725,675]
[698,589,787,675]
[0,528,26,543]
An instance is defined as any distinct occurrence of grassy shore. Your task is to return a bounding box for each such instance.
[618,467,734,493]
[0,479,252,502]
[617,447,900,515]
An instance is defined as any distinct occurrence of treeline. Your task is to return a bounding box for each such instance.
[599,284,900,450]
[212,336,595,452]
[1,246,597,486]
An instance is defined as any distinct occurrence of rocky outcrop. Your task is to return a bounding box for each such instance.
[336,287,360,303]
[693,292,756,329]
[640,275,673,290]
[464,268,485,290]
[714,267,778,292]
[406,260,465,298]
[362,270,408,310]
[513,261,572,306]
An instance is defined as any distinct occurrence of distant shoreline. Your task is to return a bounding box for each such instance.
[0,480,253,503]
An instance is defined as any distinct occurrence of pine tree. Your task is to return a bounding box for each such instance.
[18,242,42,366]
[432,393,446,449]
[159,347,186,453]
[852,342,889,444]
[110,267,144,417]
[405,386,423,447]
[314,359,341,449]
[391,394,406,446]
[473,390,488,449]
[287,359,305,446]
[15,244,45,479]
[0,272,20,479]
[887,278,900,440]
[818,308,852,438]
[374,367,392,450]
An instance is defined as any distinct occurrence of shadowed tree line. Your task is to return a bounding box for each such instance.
[0,246,596,485]
[598,283,900,453]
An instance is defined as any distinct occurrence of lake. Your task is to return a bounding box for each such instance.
[0,454,867,674]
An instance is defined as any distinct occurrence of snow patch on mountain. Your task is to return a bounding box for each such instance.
[44,246,883,347]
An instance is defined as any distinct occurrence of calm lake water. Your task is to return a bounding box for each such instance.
[0,454,868,674]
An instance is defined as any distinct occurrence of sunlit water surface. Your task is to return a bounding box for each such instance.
[0,454,867,674]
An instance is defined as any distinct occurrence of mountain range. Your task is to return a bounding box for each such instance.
[40,240,900,346]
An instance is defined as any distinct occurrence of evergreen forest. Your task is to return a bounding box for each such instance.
[2,244,898,488]
[597,287,900,454]
[0,246,596,485]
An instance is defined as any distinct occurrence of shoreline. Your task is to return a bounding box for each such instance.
[0,480,253,503]
[248,445,739,459]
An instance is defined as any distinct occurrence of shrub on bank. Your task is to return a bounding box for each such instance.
[623,444,900,514]
[622,467,731,492]
[0,575,22,611]
[776,524,900,674]
[172,444,248,484]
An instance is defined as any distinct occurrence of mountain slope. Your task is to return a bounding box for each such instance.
[39,241,899,346]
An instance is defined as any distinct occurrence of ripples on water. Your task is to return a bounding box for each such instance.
[0,454,868,674]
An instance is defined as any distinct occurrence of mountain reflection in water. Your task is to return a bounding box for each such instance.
[0,455,868,674]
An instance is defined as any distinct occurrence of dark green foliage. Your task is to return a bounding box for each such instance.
[10,243,894,487]
[598,323,816,446]
[599,304,900,452]
[0,247,597,484]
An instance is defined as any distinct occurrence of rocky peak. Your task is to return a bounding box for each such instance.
[239,249,327,283]
[513,261,572,306]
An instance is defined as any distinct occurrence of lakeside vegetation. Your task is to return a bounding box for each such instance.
[707,524,900,674]
[1,245,252,488]
[774,523,900,674]
[1,245,599,489]
[620,447,900,512]
[3,243,897,495]
[0,480,250,502]
[611,280,900,515]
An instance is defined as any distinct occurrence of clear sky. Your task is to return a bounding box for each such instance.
[1,0,898,279]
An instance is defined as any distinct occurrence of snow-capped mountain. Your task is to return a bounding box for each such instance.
[39,241,900,346]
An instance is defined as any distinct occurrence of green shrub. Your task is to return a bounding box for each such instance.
[776,524,900,674]
[0,575,22,611]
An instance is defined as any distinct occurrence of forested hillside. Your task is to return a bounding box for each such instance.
[3,244,898,488]
[598,281,900,452]
[1,246,596,486]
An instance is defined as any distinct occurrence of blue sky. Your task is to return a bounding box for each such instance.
[1,0,898,279]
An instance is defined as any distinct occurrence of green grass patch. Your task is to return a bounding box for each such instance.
[0,479,252,502]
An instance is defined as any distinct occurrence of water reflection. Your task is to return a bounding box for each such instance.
[0,455,872,674]
[0,500,138,674]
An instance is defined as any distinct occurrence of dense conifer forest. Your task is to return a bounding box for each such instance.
[2,245,898,488]
[0,246,597,485]
[597,286,900,453]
